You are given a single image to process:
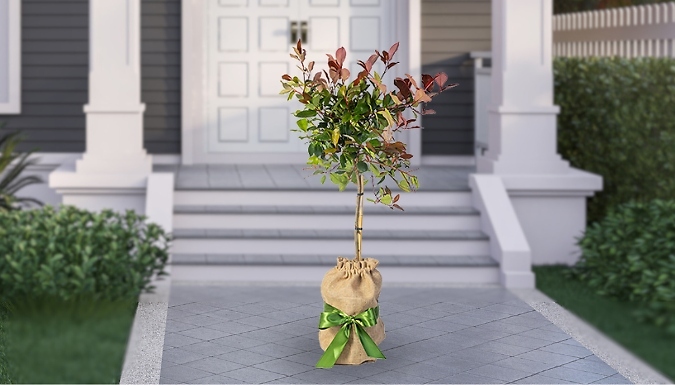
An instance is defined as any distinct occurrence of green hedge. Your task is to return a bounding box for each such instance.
[555,57,675,224]
[571,199,675,334]
[0,206,170,302]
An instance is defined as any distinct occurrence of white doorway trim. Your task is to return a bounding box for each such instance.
[181,0,420,165]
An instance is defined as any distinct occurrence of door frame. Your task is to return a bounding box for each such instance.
[181,0,421,165]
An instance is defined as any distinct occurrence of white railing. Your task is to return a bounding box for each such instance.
[470,51,491,157]
[553,3,675,58]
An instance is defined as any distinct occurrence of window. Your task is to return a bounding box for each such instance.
[0,0,20,114]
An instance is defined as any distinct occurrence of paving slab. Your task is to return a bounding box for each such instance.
[158,285,630,384]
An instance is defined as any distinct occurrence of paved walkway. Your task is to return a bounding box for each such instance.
[159,285,631,384]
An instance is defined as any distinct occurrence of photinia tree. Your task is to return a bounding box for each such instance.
[280,40,457,261]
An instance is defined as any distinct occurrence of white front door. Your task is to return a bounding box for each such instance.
[205,0,395,161]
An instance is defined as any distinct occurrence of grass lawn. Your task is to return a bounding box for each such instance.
[0,307,9,383]
[534,265,675,382]
[1,297,137,384]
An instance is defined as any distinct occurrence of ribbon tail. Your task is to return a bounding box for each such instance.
[316,324,351,368]
[355,324,386,360]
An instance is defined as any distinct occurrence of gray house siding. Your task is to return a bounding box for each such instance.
[142,0,181,154]
[0,0,181,154]
[421,0,491,155]
[4,1,486,157]
[0,0,88,153]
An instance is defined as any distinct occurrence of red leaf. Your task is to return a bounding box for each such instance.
[353,70,369,85]
[406,74,420,90]
[388,42,399,59]
[282,74,292,81]
[367,54,378,67]
[308,61,315,71]
[394,78,411,99]
[422,74,434,91]
[340,68,350,81]
[443,82,460,91]
[386,62,399,70]
[296,39,302,53]
[414,89,432,103]
[336,47,346,66]
[329,68,339,83]
[422,108,436,115]
[434,72,448,88]
[393,204,404,211]
[396,112,405,125]
[313,72,322,82]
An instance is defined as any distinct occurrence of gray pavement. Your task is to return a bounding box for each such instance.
[159,285,631,384]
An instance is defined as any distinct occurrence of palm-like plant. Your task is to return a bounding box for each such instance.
[0,123,43,211]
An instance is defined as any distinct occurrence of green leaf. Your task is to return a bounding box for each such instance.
[295,110,317,118]
[297,118,309,131]
[397,179,410,192]
[380,194,392,205]
[320,175,326,184]
[332,128,340,146]
[356,161,368,173]
[378,109,395,128]
[368,163,381,177]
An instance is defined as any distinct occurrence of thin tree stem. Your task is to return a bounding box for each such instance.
[354,174,365,262]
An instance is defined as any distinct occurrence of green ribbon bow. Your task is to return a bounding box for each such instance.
[316,302,386,368]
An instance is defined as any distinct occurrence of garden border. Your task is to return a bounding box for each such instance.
[119,266,172,385]
[511,288,673,384]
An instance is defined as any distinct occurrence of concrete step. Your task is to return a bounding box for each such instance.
[172,205,481,231]
[170,253,498,267]
[170,229,490,256]
[173,204,479,215]
[169,264,501,284]
[173,190,473,207]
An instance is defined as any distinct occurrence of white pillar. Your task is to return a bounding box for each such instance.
[474,0,603,267]
[78,0,151,174]
[50,0,152,213]
[477,0,569,174]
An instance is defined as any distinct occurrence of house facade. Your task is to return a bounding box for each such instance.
[0,0,603,288]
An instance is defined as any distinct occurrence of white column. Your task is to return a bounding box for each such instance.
[472,0,602,269]
[77,0,151,174]
[477,0,569,174]
[49,0,152,214]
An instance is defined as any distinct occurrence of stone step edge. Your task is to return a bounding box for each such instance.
[171,229,490,241]
[173,205,479,215]
[169,254,498,267]
[174,186,472,192]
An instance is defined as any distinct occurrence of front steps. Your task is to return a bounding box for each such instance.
[169,188,500,284]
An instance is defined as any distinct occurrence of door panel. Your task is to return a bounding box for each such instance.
[206,0,393,156]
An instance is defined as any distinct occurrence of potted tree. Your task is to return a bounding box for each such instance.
[280,40,456,368]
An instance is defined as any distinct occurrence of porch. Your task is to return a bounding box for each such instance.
[158,164,503,285]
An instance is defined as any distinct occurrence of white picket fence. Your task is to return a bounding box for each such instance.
[553,3,675,58]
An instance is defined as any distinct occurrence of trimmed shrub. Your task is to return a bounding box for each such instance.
[570,199,675,333]
[555,57,675,224]
[0,205,170,301]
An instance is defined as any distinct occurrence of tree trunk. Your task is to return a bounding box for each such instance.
[354,174,364,261]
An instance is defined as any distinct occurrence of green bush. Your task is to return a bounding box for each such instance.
[0,205,170,301]
[0,123,43,211]
[570,199,675,333]
[555,57,675,224]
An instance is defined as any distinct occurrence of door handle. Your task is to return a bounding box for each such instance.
[290,21,299,43]
[300,21,308,44]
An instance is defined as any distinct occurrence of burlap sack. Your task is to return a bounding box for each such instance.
[318,257,386,365]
